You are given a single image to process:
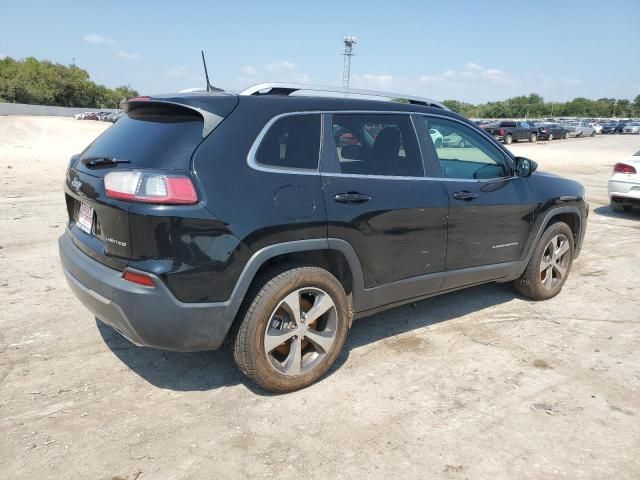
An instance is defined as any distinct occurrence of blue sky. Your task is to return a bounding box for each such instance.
[2,0,639,103]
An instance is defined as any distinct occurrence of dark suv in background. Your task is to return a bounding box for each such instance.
[59,83,588,392]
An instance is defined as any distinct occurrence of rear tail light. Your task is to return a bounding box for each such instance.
[105,171,198,204]
[499,128,505,136]
[123,270,154,287]
[613,163,637,174]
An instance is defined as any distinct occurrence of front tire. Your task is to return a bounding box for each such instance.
[514,222,574,300]
[564,132,570,139]
[548,133,554,141]
[233,265,350,393]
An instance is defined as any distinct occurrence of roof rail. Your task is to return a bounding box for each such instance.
[238,83,448,110]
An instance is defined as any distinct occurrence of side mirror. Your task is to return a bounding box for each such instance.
[341,144,365,161]
[515,157,538,177]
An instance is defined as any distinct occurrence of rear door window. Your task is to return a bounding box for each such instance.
[330,114,423,177]
[255,115,321,170]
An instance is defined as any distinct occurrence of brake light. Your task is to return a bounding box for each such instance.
[123,270,154,287]
[105,171,198,204]
[499,128,505,136]
[613,163,637,174]
[128,96,150,102]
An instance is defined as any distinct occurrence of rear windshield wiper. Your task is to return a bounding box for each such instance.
[81,156,131,167]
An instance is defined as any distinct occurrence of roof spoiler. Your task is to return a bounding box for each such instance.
[122,97,225,138]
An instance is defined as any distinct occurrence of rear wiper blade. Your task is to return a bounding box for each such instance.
[81,156,131,167]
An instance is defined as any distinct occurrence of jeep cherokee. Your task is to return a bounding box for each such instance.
[59,83,588,392]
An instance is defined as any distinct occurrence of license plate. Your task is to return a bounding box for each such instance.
[77,202,94,234]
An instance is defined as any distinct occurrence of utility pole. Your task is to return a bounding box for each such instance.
[342,36,357,89]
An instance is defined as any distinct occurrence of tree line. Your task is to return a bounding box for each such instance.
[442,93,640,119]
[0,57,138,109]
[2,56,639,117]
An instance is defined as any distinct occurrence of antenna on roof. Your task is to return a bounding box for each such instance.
[201,50,223,92]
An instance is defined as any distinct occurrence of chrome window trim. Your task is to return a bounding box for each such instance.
[247,111,323,176]
[246,110,519,183]
[247,110,419,176]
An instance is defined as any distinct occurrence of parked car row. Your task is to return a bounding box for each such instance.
[474,117,640,144]
[74,111,123,122]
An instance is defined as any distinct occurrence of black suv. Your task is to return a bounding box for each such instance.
[59,84,588,392]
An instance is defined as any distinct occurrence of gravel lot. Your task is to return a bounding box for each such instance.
[1,116,639,479]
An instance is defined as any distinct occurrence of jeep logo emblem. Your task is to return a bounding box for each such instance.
[71,178,82,191]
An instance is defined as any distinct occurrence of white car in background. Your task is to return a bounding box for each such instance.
[609,150,640,212]
[429,128,444,148]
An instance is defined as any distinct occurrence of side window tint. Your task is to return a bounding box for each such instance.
[256,115,321,170]
[331,114,423,177]
[422,117,510,180]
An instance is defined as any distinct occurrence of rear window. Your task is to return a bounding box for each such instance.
[78,104,204,173]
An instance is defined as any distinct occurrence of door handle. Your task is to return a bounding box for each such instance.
[333,192,371,204]
[452,191,478,201]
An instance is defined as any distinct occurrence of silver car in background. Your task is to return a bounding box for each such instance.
[563,123,582,137]
[569,121,596,137]
[622,122,640,134]
[609,150,640,212]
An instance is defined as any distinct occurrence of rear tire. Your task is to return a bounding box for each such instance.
[514,222,574,301]
[233,265,350,393]
[591,130,596,137]
[505,135,513,145]
[529,133,537,143]
[564,132,569,139]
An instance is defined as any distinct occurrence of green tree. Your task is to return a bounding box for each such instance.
[0,56,138,108]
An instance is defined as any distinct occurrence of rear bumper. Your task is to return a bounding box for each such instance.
[608,178,640,201]
[59,231,242,352]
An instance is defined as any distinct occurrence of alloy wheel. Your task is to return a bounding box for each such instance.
[539,234,570,290]
[263,288,338,376]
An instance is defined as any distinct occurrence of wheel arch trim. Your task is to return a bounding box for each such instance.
[523,206,584,264]
[230,238,367,311]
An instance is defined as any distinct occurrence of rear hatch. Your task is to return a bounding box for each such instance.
[64,94,238,270]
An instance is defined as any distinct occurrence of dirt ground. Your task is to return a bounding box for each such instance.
[1,116,639,480]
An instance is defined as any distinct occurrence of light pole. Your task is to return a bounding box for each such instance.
[342,36,357,89]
